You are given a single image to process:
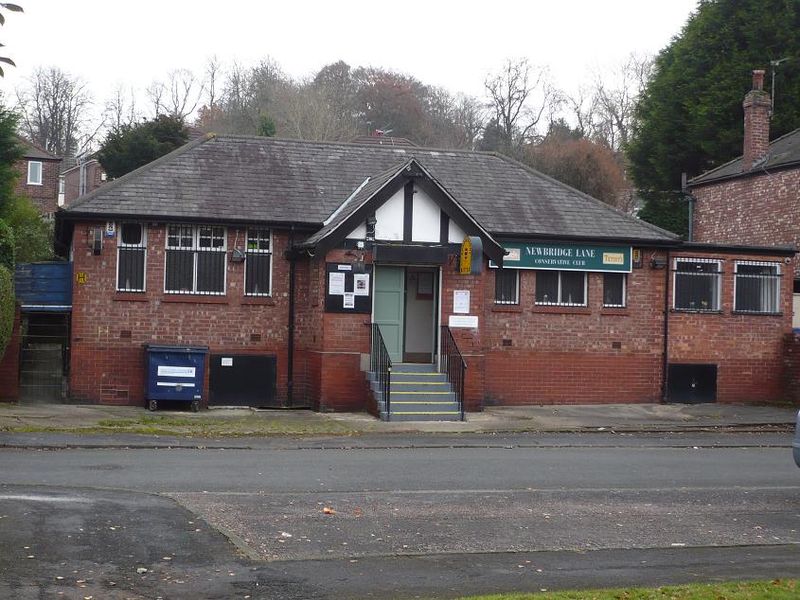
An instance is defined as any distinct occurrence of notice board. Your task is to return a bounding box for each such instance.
[325,262,372,313]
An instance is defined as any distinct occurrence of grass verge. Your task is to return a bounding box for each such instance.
[456,579,798,600]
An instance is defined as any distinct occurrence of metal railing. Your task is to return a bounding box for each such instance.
[370,323,392,419]
[440,325,467,421]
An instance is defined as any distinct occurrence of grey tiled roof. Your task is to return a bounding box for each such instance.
[17,136,59,160]
[690,127,800,186]
[64,135,677,243]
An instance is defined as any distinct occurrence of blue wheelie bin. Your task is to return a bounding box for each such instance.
[144,345,208,412]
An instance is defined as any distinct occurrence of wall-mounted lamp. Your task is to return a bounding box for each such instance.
[365,216,376,242]
[230,248,246,263]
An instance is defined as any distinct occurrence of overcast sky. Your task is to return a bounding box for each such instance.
[0,0,699,112]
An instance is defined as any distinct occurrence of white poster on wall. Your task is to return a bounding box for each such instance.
[353,274,370,296]
[343,292,355,309]
[453,290,470,314]
[329,272,346,295]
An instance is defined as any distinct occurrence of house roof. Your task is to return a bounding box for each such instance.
[16,136,59,160]
[690,127,800,186]
[62,134,678,244]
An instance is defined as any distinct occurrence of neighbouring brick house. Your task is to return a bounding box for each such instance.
[690,69,800,325]
[9,133,787,417]
[14,136,61,216]
[61,158,107,207]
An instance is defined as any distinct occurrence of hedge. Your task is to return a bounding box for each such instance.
[0,265,13,358]
[0,219,13,271]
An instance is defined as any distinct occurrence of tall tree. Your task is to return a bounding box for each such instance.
[16,66,95,156]
[0,98,21,212]
[484,58,557,155]
[97,114,188,179]
[628,0,800,196]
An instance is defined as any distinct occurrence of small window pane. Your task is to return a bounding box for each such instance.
[246,254,271,295]
[165,249,194,292]
[118,248,145,291]
[674,259,721,311]
[168,225,193,248]
[561,271,585,305]
[247,229,271,252]
[120,223,143,246]
[535,271,559,304]
[27,161,42,184]
[494,269,519,304]
[735,262,779,313]
[197,251,225,293]
[603,273,625,307]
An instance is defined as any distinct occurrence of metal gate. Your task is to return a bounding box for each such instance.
[19,313,70,403]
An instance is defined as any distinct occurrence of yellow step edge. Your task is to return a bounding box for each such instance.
[391,373,443,376]
[391,382,450,385]
[390,412,461,415]
[391,401,459,405]
[391,391,453,395]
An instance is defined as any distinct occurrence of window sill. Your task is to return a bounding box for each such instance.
[492,304,522,313]
[26,182,43,186]
[241,296,275,306]
[671,308,722,314]
[732,311,783,317]
[162,295,228,305]
[113,292,148,302]
[533,305,591,315]
[600,307,629,316]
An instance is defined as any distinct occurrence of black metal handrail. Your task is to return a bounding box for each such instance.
[440,326,467,421]
[371,323,392,419]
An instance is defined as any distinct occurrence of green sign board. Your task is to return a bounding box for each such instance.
[490,242,632,273]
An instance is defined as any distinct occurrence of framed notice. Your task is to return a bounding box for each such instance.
[325,263,372,313]
[453,290,470,314]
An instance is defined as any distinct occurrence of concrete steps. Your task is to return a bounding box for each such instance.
[367,363,463,422]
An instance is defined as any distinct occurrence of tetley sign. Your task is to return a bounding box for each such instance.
[490,242,632,273]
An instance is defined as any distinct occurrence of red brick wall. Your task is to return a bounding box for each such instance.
[480,251,666,406]
[69,222,297,406]
[667,250,793,404]
[693,168,800,278]
[0,307,21,401]
[63,161,106,206]
[783,332,800,405]
[14,158,61,215]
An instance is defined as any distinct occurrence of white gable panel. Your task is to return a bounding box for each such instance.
[411,186,440,242]
[374,188,404,240]
[448,218,466,243]
[345,222,367,239]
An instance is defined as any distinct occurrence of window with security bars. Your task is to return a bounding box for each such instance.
[734,261,780,314]
[535,270,586,306]
[673,258,721,311]
[603,273,626,307]
[494,269,519,304]
[117,223,146,292]
[165,225,226,294]
[245,229,272,296]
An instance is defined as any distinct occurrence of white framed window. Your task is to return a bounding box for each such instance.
[535,270,587,306]
[734,261,780,314]
[494,269,519,305]
[165,224,227,295]
[603,273,626,308]
[245,228,272,296]
[673,258,722,311]
[27,160,43,185]
[117,223,147,292]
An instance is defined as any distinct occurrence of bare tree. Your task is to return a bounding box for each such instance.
[592,53,653,150]
[451,94,486,150]
[16,66,97,155]
[104,84,139,132]
[275,79,359,142]
[146,68,204,121]
[204,55,222,109]
[484,58,557,153]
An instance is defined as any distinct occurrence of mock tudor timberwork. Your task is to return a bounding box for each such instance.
[45,134,794,411]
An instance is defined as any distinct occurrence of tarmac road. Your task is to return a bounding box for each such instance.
[1,431,800,599]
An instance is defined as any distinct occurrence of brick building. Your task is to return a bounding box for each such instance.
[39,134,792,417]
[690,70,800,324]
[61,158,107,207]
[14,137,61,216]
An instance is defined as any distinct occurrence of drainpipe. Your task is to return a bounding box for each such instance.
[286,226,296,407]
[661,249,671,402]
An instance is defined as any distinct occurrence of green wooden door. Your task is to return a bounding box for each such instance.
[374,266,405,363]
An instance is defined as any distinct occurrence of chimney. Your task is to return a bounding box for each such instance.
[742,69,771,170]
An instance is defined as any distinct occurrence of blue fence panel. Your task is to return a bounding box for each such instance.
[15,262,73,310]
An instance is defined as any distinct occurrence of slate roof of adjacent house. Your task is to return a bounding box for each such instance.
[690,127,800,186]
[17,136,59,160]
[62,134,678,244]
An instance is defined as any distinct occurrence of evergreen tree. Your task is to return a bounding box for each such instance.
[97,115,189,179]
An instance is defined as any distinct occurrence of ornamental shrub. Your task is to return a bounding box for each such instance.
[0,265,13,358]
[0,219,14,270]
